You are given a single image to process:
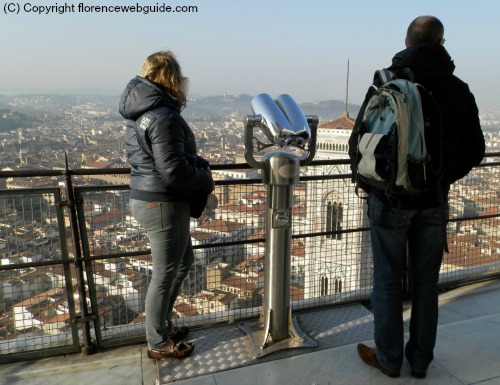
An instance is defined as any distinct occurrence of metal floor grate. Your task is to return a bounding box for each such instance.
[157,303,374,384]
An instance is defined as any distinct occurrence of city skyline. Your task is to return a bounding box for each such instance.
[1,0,500,109]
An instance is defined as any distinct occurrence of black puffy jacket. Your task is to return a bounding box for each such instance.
[349,44,485,208]
[119,76,214,202]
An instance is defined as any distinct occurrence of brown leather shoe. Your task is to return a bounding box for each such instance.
[147,341,195,360]
[357,343,400,378]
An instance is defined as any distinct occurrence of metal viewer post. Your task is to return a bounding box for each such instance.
[239,94,318,358]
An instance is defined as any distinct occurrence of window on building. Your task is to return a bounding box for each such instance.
[334,278,343,293]
[326,201,343,240]
[320,276,328,296]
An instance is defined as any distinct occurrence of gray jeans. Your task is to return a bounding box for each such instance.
[130,199,193,349]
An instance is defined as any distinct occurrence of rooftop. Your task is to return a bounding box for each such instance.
[318,111,356,130]
[1,278,499,385]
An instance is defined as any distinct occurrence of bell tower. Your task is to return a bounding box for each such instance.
[303,60,372,299]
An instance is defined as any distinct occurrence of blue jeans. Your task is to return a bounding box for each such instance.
[130,199,193,349]
[367,195,447,373]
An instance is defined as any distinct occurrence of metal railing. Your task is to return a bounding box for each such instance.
[0,155,499,363]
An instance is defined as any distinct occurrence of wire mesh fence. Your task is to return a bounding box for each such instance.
[0,158,499,361]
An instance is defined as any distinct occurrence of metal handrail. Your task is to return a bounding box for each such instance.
[0,154,498,362]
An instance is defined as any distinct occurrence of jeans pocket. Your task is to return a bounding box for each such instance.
[368,195,406,229]
[131,200,164,231]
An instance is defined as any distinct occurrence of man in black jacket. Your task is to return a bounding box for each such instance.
[350,16,485,379]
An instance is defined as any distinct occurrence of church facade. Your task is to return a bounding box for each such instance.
[302,112,373,300]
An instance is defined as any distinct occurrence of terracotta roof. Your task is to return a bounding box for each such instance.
[235,253,265,270]
[318,111,355,130]
[173,301,199,317]
[200,219,245,233]
[218,203,267,214]
[221,275,255,291]
[247,229,266,241]
[290,285,304,301]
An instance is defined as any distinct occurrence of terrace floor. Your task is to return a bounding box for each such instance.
[1,278,500,385]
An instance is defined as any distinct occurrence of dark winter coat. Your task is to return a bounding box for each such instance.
[348,44,485,208]
[119,76,214,202]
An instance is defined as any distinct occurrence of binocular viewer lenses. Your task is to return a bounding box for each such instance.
[251,93,311,147]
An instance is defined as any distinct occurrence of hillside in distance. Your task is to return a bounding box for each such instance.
[185,94,361,122]
[0,93,361,132]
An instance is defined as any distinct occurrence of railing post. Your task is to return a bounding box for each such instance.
[64,154,96,355]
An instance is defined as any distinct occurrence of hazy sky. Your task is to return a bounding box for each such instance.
[1,0,500,109]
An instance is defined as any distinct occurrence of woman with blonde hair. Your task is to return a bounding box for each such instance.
[119,50,214,359]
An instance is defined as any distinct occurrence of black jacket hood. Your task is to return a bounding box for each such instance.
[389,43,456,81]
[119,76,181,121]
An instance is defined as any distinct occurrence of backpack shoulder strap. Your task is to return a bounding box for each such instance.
[373,69,395,88]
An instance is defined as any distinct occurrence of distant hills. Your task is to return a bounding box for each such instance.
[298,99,360,121]
[0,93,361,132]
[185,94,361,122]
